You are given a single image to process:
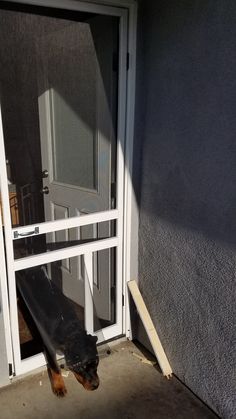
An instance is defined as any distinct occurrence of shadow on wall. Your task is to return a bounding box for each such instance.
[136,1,236,419]
[137,0,236,249]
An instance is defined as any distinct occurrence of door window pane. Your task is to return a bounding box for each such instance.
[47,21,98,190]
[51,86,97,190]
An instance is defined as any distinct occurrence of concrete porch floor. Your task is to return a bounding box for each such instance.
[0,340,219,419]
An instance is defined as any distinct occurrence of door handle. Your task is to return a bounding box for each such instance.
[14,227,39,239]
[42,169,49,178]
[41,186,49,195]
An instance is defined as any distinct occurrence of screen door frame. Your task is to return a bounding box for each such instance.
[0,0,137,377]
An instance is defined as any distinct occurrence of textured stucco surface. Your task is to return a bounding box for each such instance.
[137,1,236,418]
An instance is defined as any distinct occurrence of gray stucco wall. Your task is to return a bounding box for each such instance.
[137,1,236,418]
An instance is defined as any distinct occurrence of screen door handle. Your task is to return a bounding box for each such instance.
[13,227,39,239]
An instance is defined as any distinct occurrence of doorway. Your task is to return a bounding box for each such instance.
[0,1,128,376]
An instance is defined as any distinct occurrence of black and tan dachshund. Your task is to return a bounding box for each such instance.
[16,266,99,397]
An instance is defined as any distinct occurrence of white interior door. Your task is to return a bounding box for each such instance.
[37,16,118,321]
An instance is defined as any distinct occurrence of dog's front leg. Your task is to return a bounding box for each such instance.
[45,347,67,397]
[48,367,67,397]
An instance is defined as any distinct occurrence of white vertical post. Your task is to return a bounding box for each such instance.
[116,9,128,338]
[123,2,138,339]
[0,105,20,374]
[84,252,94,335]
[0,203,14,369]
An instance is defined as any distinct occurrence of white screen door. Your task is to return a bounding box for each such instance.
[0,1,128,376]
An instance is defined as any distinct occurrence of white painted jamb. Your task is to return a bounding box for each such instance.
[123,1,138,340]
[114,7,128,338]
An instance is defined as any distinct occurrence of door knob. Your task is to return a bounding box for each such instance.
[41,186,49,195]
[42,169,49,178]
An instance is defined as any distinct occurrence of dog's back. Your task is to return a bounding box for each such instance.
[16,266,84,352]
[16,266,99,396]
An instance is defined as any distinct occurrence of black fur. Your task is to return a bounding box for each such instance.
[16,266,99,396]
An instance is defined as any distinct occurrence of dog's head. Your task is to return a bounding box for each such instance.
[65,334,99,391]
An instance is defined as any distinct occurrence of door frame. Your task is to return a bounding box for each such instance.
[0,0,137,378]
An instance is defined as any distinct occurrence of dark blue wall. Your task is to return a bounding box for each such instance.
[137,1,236,417]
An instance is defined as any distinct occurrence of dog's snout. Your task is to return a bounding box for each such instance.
[73,370,99,391]
[90,376,99,391]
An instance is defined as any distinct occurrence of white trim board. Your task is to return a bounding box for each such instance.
[128,280,173,379]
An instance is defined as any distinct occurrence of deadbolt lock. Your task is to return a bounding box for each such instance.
[42,169,49,178]
[41,186,49,195]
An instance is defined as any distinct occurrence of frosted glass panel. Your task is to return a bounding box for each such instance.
[50,24,97,190]
[51,89,96,189]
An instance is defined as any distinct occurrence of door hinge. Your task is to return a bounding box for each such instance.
[111,286,116,303]
[9,363,13,377]
[113,52,118,72]
[111,182,116,209]
[126,52,130,71]
[122,294,125,306]
[111,182,116,199]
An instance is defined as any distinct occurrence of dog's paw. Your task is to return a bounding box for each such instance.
[48,368,67,397]
[53,385,67,398]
